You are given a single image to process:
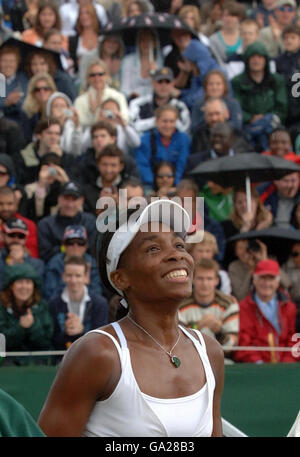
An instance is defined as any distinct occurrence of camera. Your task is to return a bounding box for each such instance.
[247,239,261,253]
[48,167,58,176]
[63,109,73,117]
[103,109,115,120]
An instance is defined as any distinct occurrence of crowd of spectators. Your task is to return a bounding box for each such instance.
[0,0,300,365]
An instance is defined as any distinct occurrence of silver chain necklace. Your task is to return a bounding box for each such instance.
[127,314,182,368]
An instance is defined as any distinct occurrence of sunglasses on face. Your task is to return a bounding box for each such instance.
[157,79,171,84]
[0,170,8,176]
[291,251,300,257]
[279,5,294,11]
[157,173,174,178]
[64,239,86,246]
[34,86,52,93]
[89,72,106,78]
[6,232,26,239]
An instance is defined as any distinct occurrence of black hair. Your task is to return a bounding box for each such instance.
[153,161,176,192]
[96,208,138,297]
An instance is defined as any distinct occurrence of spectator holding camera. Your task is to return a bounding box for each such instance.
[24,153,70,222]
[81,98,141,155]
[17,118,74,186]
[46,92,82,157]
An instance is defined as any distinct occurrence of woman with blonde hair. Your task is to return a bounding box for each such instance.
[24,49,76,101]
[69,2,100,74]
[22,0,68,50]
[121,0,153,18]
[178,4,210,47]
[22,72,56,141]
[221,187,273,267]
[74,57,129,129]
[187,230,232,294]
[120,28,163,100]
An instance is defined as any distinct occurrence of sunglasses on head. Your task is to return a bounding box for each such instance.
[6,232,26,239]
[291,251,300,257]
[34,86,52,93]
[65,239,86,246]
[279,5,294,11]
[89,72,106,78]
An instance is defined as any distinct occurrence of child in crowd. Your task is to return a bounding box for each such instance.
[187,230,232,294]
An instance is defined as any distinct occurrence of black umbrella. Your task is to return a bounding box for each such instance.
[228,227,300,264]
[189,153,300,211]
[101,12,199,47]
[0,37,63,71]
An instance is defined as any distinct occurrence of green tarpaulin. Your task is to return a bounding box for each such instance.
[0,362,299,437]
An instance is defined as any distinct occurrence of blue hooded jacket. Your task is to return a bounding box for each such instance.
[180,39,220,109]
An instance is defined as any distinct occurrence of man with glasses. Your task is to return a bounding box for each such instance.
[235,259,297,363]
[129,67,190,135]
[0,217,44,290]
[0,186,39,258]
[259,0,297,58]
[44,225,103,301]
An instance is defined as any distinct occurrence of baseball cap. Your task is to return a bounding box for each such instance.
[276,0,296,8]
[254,259,280,277]
[3,218,28,235]
[63,225,88,241]
[105,199,191,303]
[152,67,174,82]
[60,182,83,198]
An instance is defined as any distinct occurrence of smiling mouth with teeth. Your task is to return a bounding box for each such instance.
[164,269,188,280]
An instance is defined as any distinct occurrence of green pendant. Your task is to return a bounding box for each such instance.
[171,356,181,368]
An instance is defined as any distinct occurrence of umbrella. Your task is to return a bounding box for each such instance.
[0,37,63,71]
[189,153,300,212]
[227,227,300,264]
[101,12,199,47]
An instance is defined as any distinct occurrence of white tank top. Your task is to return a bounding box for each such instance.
[82,323,215,437]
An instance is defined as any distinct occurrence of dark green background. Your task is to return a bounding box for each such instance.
[0,363,299,437]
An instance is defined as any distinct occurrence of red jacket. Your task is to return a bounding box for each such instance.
[0,213,39,259]
[235,290,298,363]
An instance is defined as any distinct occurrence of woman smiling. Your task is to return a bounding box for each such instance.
[38,199,224,437]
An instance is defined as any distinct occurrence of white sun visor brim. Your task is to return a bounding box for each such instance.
[106,199,191,301]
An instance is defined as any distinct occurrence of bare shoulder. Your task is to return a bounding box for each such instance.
[56,325,121,387]
[182,328,224,376]
[201,333,225,381]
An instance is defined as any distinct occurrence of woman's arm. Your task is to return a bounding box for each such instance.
[203,333,225,437]
[38,332,120,437]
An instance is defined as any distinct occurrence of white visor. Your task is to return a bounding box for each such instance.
[105,199,191,305]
